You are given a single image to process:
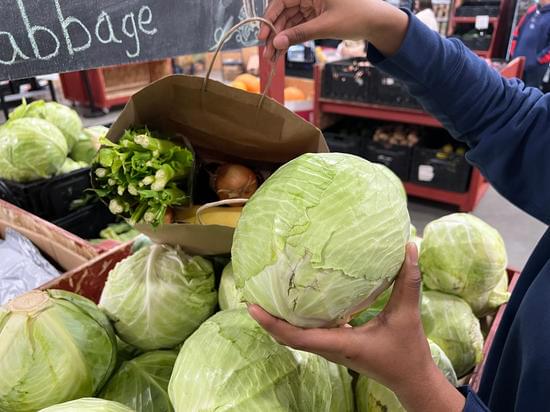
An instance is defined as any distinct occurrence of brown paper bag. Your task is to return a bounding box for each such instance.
[105,18,328,255]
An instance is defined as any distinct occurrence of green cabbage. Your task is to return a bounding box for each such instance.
[56,157,88,175]
[327,362,355,412]
[421,291,484,377]
[349,288,391,327]
[99,245,217,350]
[168,309,352,412]
[0,118,68,182]
[232,153,410,328]
[0,290,117,412]
[39,398,134,412]
[218,262,245,310]
[356,340,457,412]
[101,350,177,412]
[10,100,82,150]
[419,213,509,316]
[71,126,107,164]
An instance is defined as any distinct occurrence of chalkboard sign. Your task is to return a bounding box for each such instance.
[0,0,267,80]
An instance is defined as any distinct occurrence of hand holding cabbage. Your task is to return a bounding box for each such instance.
[249,244,466,412]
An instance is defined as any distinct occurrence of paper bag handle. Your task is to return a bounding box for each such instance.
[202,17,279,107]
[195,199,249,225]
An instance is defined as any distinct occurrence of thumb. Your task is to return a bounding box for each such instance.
[385,243,422,313]
[273,15,332,50]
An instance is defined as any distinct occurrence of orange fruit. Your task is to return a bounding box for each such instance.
[230,80,248,91]
[235,73,261,93]
[284,86,306,101]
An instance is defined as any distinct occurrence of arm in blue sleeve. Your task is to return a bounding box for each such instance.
[458,387,491,411]
[368,11,550,224]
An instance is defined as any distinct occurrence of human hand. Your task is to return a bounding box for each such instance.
[248,243,465,411]
[259,0,409,59]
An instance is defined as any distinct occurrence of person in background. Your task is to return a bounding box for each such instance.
[253,0,550,411]
[415,0,439,31]
[511,0,550,87]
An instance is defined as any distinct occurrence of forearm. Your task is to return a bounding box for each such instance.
[361,0,409,57]
[394,364,465,412]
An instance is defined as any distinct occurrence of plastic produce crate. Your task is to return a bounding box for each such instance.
[364,141,413,181]
[371,70,423,110]
[0,168,92,221]
[53,202,117,240]
[323,121,369,156]
[409,141,472,193]
[321,58,377,103]
[455,5,501,16]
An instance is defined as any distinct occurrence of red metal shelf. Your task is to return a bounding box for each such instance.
[474,50,490,57]
[453,16,499,24]
[318,99,443,128]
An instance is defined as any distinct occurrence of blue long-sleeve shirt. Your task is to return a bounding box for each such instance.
[368,11,550,412]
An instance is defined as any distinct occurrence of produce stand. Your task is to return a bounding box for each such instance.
[314,57,525,211]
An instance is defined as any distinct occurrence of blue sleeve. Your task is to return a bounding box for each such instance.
[368,11,550,224]
[458,386,491,411]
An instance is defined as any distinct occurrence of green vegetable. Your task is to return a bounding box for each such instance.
[101,351,177,412]
[95,222,140,243]
[168,309,351,412]
[71,126,108,164]
[419,213,509,316]
[0,118,68,182]
[99,245,217,350]
[421,291,484,377]
[38,398,135,412]
[10,100,82,150]
[115,336,142,369]
[56,157,88,175]
[0,290,117,412]
[327,362,355,412]
[218,262,245,310]
[232,153,410,328]
[349,288,392,327]
[356,340,457,412]
[92,128,194,226]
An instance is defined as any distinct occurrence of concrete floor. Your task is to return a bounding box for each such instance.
[409,186,547,269]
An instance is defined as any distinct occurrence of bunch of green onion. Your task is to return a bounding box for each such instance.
[92,128,194,226]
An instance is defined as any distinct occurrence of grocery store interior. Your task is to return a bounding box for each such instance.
[1,0,548,410]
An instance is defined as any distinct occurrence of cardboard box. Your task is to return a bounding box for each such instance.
[0,200,98,272]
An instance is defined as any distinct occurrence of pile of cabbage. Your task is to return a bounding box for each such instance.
[0,100,106,182]
[0,154,510,412]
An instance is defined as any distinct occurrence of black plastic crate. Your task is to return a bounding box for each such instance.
[409,143,472,193]
[371,70,423,110]
[0,168,92,220]
[364,141,413,181]
[321,58,377,103]
[455,5,500,16]
[53,202,117,239]
[461,35,492,51]
[322,120,371,156]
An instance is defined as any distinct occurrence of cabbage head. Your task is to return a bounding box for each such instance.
[10,100,82,149]
[99,245,217,350]
[71,126,107,164]
[39,398,135,412]
[218,262,245,310]
[232,153,410,328]
[419,213,508,316]
[0,290,117,412]
[349,288,391,327]
[355,339,457,412]
[168,308,349,412]
[0,118,68,182]
[56,157,88,175]
[327,362,355,412]
[101,350,177,412]
[421,290,484,377]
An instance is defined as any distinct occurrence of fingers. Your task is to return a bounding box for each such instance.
[260,0,300,40]
[272,15,329,50]
[248,304,348,354]
[385,243,422,314]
